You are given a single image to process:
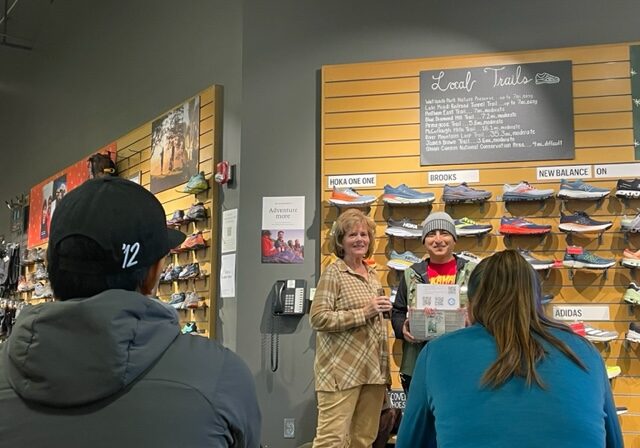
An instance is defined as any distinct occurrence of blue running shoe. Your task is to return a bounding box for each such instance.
[559,211,612,233]
[557,179,610,199]
[383,184,435,205]
[443,183,491,203]
[563,246,615,269]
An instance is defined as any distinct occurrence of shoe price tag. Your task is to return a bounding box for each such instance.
[416,284,460,310]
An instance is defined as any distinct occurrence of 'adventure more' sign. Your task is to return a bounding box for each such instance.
[420,61,574,166]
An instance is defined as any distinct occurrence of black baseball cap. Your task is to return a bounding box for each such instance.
[48,177,185,274]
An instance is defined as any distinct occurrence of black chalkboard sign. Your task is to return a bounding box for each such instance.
[420,61,574,166]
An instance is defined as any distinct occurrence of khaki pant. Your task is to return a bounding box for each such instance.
[312,384,386,448]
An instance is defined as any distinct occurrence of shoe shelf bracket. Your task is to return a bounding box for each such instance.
[563,231,605,247]
[502,197,548,214]
[558,197,605,214]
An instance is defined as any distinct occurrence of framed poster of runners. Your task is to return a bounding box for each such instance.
[149,96,200,194]
[420,60,574,165]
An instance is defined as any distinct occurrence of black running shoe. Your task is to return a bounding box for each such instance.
[616,178,640,198]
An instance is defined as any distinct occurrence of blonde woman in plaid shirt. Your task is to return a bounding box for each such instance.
[310,209,392,448]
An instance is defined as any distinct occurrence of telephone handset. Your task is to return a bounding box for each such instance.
[273,279,307,315]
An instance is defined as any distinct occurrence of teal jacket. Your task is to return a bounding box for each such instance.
[397,324,623,448]
[390,255,476,377]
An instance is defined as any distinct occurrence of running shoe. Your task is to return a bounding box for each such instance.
[387,250,422,270]
[583,325,618,342]
[503,181,554,201]
[442,183,492,203]
[558,211,613,233]
[616,407,628,415]
[557,179,610,200]
[32,281,53,299]
[33,248,45,262]
[563,246,615,269]
[455,251,483,264]
[33,262,48,281]
[621,248,640,268]
[178,262,201,279]
[518,249,557,270]
[181,172,209,194]
[621,213,640,233]
[163,264,183,282]
[624,282,640,305]
[181,321,198,334]
[385,218,422,239]
[626,322,640,343]
[382,184,435,205]
[499,217,552,235]
[540,294,554,305]
[569,322,586,336]
[173,232,207,253]
[184,291,203,309]
[328,187,376,206]
[166,210,185,227]
[454,217,493,236]
[607,365,622,379]
[168,292,186,309]
[616,178,640,198]
[184,202,207,222]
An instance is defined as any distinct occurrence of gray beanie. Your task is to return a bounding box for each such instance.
[421,211,457,242]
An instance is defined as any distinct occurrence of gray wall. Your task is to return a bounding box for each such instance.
[2,0,640,446]
[240,1,640,446]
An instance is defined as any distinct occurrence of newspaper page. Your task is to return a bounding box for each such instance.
[410,284,463,341]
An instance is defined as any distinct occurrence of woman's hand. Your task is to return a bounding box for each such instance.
[364,295,392,319]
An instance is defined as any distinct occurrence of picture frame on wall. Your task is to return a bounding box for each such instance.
[149,96,200,194]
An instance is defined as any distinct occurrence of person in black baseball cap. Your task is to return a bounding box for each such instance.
[0,176,262,447]
[47,176,185,298]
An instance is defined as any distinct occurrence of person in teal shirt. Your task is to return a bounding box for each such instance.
[397,249,622,448]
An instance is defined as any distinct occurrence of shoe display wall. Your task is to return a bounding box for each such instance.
[15,86,221,340]
[320,49,640,440]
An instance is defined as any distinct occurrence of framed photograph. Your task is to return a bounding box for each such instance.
[150,96,200,193]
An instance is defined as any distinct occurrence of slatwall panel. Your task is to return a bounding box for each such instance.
[321,43,640,445]
[116,86,221,337]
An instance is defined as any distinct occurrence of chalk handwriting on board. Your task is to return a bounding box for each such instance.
[484,66,533,88]
[431,71,477,93]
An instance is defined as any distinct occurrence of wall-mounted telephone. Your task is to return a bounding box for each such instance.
[269,279,308,372]
[273,279,307,315]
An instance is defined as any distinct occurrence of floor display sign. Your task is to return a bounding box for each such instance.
[420,61,574,165]
[261,196,305,264]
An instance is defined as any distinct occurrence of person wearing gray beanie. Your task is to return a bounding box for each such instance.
[421,211,458,243]
[391,210,476,397]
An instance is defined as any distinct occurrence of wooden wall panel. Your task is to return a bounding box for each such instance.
[321,42,640,436]
[116,85,221,338]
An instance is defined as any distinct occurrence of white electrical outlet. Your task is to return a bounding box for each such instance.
[284,418,295,438]
[309,288,316,301]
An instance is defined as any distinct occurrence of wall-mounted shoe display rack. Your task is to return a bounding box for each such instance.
[321,43,640,445]
[19,85,221,339]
